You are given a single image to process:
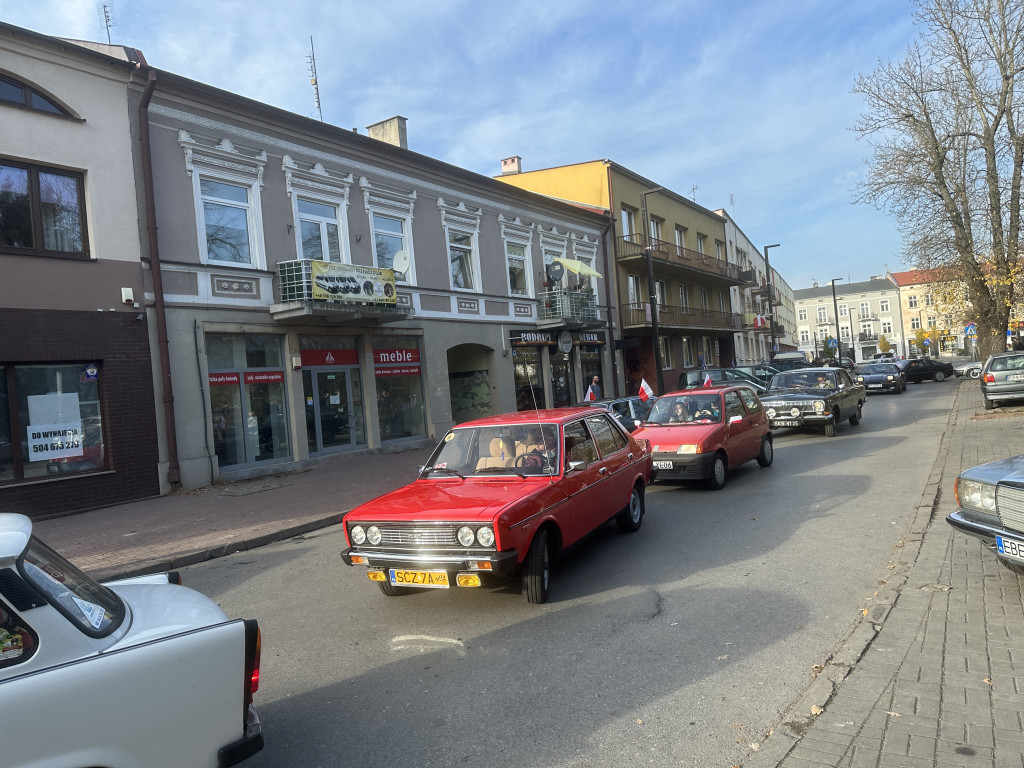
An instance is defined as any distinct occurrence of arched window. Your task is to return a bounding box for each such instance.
[0,74,69,116]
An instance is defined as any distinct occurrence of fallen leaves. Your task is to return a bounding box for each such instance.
[887,711,901,717]
[810,705,823,716]
[984,678,993,686]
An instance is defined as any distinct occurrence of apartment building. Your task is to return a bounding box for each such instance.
[794,276,905,362]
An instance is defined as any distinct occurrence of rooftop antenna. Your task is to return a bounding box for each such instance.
[690,184,698,202]
[97,1,116,45]
[307,37,323,122]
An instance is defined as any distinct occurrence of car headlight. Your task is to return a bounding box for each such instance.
[676,445,699,454]
[790,407,800,417]
[813,400,825,413]
[886,375,894,381]
[476,527,495,547]
[367,525,382,545]
[457,526,476,546]
[766,407,776,418]
[856,377,864,382]
[350,525,366,545]
[956,477,997,514]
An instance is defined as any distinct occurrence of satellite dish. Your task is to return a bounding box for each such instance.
[546,261,565,283]
[392,250,410,275]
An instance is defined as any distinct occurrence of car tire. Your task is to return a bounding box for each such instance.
[378,579,406,597]
[523,529,551,604]
[849,404,862,426]
[707,453,727,490]
[984,397,996,411]
[896,383,904,394]
[934,372,946,382]
[756,435,773,467]
[824,421,837,437]
[970,367,982,379]
[615,484,645,533]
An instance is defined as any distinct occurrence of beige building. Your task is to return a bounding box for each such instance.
[794,276,905,362]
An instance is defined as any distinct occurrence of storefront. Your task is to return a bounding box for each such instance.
[299,336,366,455]
[206,333,290,469]
[511,330,606,410]
[374,336,427,442]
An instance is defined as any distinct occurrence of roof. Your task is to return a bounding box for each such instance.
[455,408,602,428]
[793,276,898,300]
[887,268,956,287]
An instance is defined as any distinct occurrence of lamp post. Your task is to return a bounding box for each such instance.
[640,187,665,394]
[763,244,780,359]
[831,278,843,363]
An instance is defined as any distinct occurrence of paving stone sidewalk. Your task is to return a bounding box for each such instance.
[745,381,1024,767]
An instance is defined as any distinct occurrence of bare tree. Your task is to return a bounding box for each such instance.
[853,0,1024,357]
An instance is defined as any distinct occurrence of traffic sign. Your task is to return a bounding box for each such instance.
[828,339,838,348]
[965,322,977,337]
[923,338,931,346]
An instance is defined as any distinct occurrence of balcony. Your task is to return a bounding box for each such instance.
[617,235,744,284]
[537,288,600,329]
[858,332,879,341]
[622,302,742,332]
[742,311,771,333]
[269,259,412,324]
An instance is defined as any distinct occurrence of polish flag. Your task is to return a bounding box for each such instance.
[585,384,596,401]
[638,378,654,401]
[703,372,713,387]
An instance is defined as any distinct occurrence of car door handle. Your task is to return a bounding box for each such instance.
[599,467,608,475]
[627,452,634,459]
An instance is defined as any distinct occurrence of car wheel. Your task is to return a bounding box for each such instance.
[756,435,773,467]
[523,529,551,604]
[984,397,995,411]
[896,383,904,394]
[849,404,862,426]
[934,372,946,382]
[378,579,406,597]
[707,453,727,490]
[824,421,836,437]
[970,367,982,379]
[615,484,645,533]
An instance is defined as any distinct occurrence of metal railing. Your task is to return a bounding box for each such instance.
[538,288,598,323]
[621,302,742,331]
[617,235,744,282]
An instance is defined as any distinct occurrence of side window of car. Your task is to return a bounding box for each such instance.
[0,598,38,669]
[724,391,744,420]
[586,414,627,457]
[737,388,761,414]
[564,420,598,465]
[611,402,631,420]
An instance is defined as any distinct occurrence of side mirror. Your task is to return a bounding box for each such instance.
[728,415,743,424]
[567,460,586,473]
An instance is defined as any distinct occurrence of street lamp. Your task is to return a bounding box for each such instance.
[763,244,780,358]
[831,278,843,363]
[640,187,665,394]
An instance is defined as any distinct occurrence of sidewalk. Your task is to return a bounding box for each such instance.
[746,380,1024,767]
[35,448,427,581]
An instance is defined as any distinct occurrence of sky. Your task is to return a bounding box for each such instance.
[0,0,922,291]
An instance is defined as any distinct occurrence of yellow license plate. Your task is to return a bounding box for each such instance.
[389,569,450,588]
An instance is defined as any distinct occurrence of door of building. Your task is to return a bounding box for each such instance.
[302,368,365,454]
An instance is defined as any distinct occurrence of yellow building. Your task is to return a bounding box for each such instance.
[497,158,745,396]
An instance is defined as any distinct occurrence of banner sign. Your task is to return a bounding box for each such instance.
[209,373,241,386]
[373,348,421,365]
[244,371,285,384]
[375,366,421,377]
[312,261,397,304]
[28,422,84,461]
[300,349,360,367]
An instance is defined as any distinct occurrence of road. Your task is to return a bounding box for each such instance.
[183,379,958,768]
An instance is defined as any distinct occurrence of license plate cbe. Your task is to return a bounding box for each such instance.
[997,535,1024,561]
[389,569,450,588]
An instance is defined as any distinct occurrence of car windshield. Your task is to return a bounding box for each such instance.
[771,371,835,390]
[423,424,561,477]
[647,394,723,424]
[861,364,895,375]
[19,537,124,637]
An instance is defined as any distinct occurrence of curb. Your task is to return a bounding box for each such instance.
[741,381,962,767]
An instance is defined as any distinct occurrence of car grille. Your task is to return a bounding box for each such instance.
[996,484,1024,534]
[349,521,485,548]
[765,400,818,414]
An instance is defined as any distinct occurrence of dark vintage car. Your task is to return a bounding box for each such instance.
[340,408,653,604]
[760,367,866,437]
[576,395,652,432]
[677,368,767,394]
[948,454,1024,574]
[633,385,773,490]
[896,357,957,383]
[981,351,1024,410]
[855,362,906,394]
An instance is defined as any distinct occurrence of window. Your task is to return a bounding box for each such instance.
[927,316,936,328]
[841,326,850,339]
[655,280,666,306]
[658,336,672,368]
[839,304,848,317]
[880,299,890,312]
[860,302,870,317]
[362,178,417,282]
[700,287,710,310]
[447,229,476,290]
[737,388,762,415]
[198,176,261,266]
[283,155,353,264]
[0,598,38,669]
[861,323,873,335]
[719,291,728,313]
[621,208,635,237]
[372,214,407,273]
[924,294,934,306]
[798,308,807,321]
[724,391,744,420]
[681,337,694,368]
[911,316,921,330]
[817,306,828,323]
[696,234,706,255]
[679,284,689,308]
[586,414,627,457]
[627,274,642,305]
[296,197,342,262]
[800,329,810,343]
[649,217,662,241]
[882,321,893,334]
[675,226,686,249]
[0,74,69,115]
[715,241,723,260]
[0,160,87,257]
[908,295,919,308]
[506,242,529,296]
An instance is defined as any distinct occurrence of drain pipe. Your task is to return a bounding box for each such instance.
[139,69,181,486]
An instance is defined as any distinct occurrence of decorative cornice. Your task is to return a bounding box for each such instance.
[178,129,267,188]
[281,154,354,201]
[359,176,417,219]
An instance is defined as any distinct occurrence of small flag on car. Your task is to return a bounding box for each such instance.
[638,378,654,401]
[703,372,713,387]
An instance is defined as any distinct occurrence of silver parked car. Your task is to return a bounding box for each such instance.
[981,351,1024,410]
[948,454,1024,574]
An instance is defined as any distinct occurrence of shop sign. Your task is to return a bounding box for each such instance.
[27,422,84,461]
[514,331,553,346]
[311,261,397,304]
[373,348,421,365]
[375,365,421,377]
[575,332,604,345]
[244,371,285,384]
[209,373,241,386]
[300,349,359,367]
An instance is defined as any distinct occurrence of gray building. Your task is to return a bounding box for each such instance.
[794,276,905,363]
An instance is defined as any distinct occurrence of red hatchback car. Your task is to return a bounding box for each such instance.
[340,408,654,603]
[635,385,773,489]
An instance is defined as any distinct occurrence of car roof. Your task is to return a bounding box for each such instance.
[456,408,605,428]
[657,385,753,397]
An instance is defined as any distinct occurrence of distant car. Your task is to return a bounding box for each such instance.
[856,362,906,394]
[577,395,652,432]
[981,351,1024,410]
[825,356,857,371]
[677,368,766,394]
[760,367,867,437]
[634,385,772,490]
[896,357,957,383]
[954,361,982,379]
[948,453,1024,574]
[340,408,653,603]
[0,514,264,768]
[732,364,781,386]
[771,358,813,371]
[872,352,897,361]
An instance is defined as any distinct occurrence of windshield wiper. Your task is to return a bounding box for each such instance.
[423,466,464,478]
[475,467,527,478]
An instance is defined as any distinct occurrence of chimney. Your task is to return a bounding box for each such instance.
[501,156,522,175]
[366,116,408,149]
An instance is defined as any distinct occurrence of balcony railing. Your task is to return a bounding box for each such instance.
[742,311,771,333]
[617,235,744,283]
[538,288,599,324]
[272,259,411,322]
[858,332,879,341]
[622,302,742,331]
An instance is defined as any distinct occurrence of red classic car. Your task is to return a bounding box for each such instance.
[634,385,773,489]
[340,408,654,603]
